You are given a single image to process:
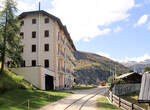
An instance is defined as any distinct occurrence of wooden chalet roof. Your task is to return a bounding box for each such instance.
[117,72,140,79]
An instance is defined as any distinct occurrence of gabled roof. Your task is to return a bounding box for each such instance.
[19,10,76,51]
[117,72,141,79]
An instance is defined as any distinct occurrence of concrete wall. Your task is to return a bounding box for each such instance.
[11,67,41,89]
[11,67,55,90]
[112,83,141,95]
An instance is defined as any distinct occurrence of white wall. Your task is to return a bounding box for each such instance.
[21,13,54,70]
[11,67,55,90]
[11,67,41,89]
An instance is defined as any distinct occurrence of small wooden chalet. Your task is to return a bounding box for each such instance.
[117,72,142,83]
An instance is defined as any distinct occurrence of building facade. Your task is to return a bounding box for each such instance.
[15,10,76,90]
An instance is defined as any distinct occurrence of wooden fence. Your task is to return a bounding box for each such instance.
[108,90,145,110]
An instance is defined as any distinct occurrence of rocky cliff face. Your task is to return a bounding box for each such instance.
[73,51,130,85]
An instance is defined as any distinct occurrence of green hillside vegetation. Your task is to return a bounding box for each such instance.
[97,96,122,110]
[0,70,71,110]
[0,69,34,93]
[74,51,130,84]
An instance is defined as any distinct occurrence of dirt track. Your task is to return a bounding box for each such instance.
[38,86,107,110]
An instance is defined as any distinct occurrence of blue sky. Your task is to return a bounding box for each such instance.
[1,0,150,62]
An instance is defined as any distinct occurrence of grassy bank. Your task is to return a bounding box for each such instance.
[72,85,96,90]
[0,69,34,93]
[0,70,71,110]
[120,91,148,109]
[97,96,122,110]
[0,89,71,110]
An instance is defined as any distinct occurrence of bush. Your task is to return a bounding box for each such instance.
[108,76,114,83]
[108,76,125,84]
[144,67,150,72]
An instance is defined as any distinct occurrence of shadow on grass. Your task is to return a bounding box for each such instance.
[0,89,71,110]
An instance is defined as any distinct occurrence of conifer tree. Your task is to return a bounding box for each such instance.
[0,0,23,74]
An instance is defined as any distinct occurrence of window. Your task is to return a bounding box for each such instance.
[32,31,36,38]
[58,44,60,55]
[32,19,36,24]
[21,48,24,53]
[45,30,49,37]
[21,21,24,26]
[21,60,25,67]
[44,44,49,51]
[20,32,24,39]
[58,32,60,40]
[32,45,36,52]
[32,60,36,66]
[44,59,49,68]
[45,18,49,23]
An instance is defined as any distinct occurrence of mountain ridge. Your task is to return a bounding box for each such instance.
[73,51,130,84]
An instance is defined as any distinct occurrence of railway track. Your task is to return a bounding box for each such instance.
[64,87,106,110]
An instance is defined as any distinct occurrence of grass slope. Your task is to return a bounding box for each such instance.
[97,96,122,110]
[0,69,33,93]
[0,70,71,110]
[0,89,71,110]
[120,91,148,109]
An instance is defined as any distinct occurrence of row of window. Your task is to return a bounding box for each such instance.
[20,30,49,38]
[21,44,49,53]
[21,18,49,26]
[31,44,49,52]
[21,59,49,68]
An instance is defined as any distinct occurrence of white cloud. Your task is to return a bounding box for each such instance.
[134,4,142,8]
[134,14,149,27]
[83,38,90,42]
[113,26,123,33]
[17,1,36,12]
[1,0,136,42]
[0,0,5,11]
[50,0,135,42]
[96,51,117,61]
[120,54,150,63]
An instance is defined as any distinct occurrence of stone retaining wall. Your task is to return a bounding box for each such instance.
[112,83,141,95]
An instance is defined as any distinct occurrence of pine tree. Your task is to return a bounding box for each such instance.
[0,0,23,74]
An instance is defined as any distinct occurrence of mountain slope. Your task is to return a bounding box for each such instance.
[73,51,130,84]
[122,62,150,72]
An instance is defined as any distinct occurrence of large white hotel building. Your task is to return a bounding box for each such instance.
[11,10,76,90]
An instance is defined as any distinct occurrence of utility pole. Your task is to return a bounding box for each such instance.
[114,64,116,81]
[0,11,7,74]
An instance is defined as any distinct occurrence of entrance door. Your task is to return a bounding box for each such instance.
[45,75,54,90]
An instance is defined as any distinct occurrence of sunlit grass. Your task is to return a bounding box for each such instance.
[72,85,96,90]
[120,91,148,109]
[0,89,71,110]
[97,96,122,110]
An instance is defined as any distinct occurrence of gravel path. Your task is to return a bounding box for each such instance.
[38,86,107,110]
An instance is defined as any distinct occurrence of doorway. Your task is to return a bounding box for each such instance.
[45,75,54,90]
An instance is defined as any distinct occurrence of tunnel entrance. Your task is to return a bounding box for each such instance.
[45,75,54,90]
